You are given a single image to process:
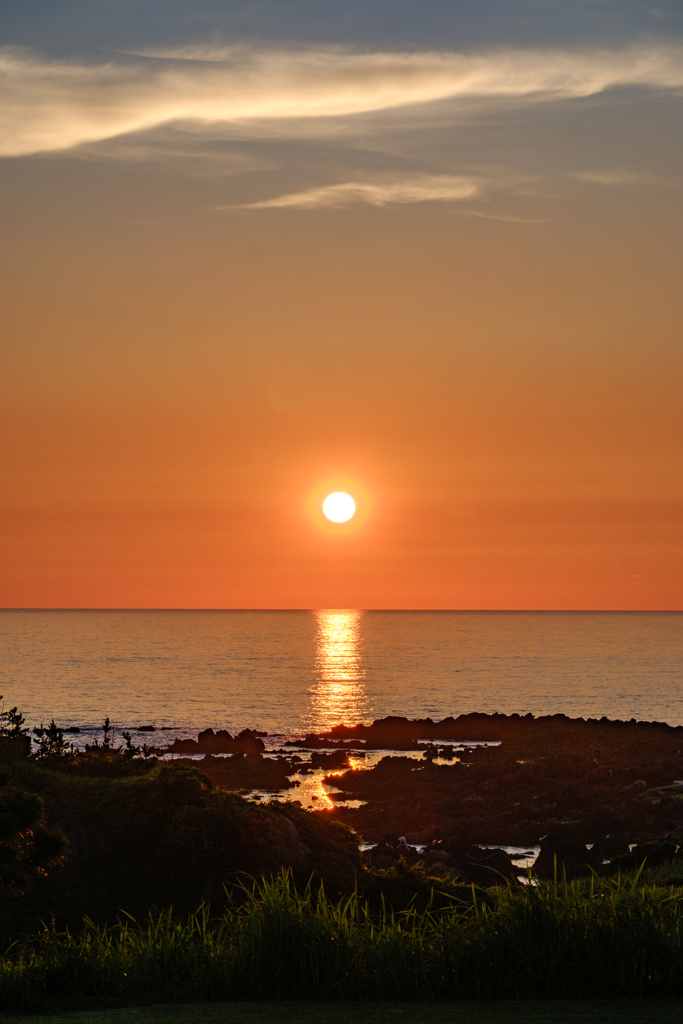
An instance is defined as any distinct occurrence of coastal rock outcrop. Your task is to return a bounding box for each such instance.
[167,728,266,755]
[319,714,683,854]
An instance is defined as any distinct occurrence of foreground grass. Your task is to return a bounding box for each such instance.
[2,871,683,1011]
[3,1001,683,1024]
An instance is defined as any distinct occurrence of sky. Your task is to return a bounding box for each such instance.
[1,1,682,610]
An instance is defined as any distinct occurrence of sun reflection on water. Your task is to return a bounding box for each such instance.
[306,609,369,734]
[292,755,370,811]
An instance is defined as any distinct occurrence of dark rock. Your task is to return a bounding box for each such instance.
[165,714,683,855]
[443,838,519,886]
[167,728,265,755]
[310,750,350,769]
[532,832,602,880]
[286,734,359,750]
[321,713,683,850]
[590,834,630,860]
[326,714,504,747]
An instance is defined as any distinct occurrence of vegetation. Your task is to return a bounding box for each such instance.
[0,698,66,897]
[0,755,361,938]
[3,1001,683,1024]
[2,707,683,1011]
[1,870,683,1010]
[0,768,65,897]
[0,701,29,740]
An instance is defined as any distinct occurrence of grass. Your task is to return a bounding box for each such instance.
[638,861,683,886]
[3,1001,683,1024]
[1,870,683,1012]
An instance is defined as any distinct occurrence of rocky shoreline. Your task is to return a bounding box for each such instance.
[161,712,683,880]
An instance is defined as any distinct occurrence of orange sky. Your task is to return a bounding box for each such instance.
[1,7,682,609]
[2,191,681,609]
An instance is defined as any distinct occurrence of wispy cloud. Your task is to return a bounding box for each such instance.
[464,209,547,223]
[2,43,683,157]
[234,174,480,208]
[69,132,276,176]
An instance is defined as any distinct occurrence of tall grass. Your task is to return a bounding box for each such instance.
[2,871,683,1011]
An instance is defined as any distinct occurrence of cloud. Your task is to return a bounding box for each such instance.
[2,43,683,157]
[234,174,481,208]
[464,209,547,223]
[70,131,276,175]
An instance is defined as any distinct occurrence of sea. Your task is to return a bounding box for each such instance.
[1,609,681,738]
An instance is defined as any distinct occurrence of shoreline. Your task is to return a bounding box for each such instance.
[143,712,683,875]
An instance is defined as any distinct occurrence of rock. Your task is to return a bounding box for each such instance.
[170,714,683,855]
[310,750,350,769]
[443,839,518,886]
[286,734,358,750]
[326,714,504,747]
[197,728,234,752]
[590,834,630,861]
[532,832,601,880]
[167,728,265,755]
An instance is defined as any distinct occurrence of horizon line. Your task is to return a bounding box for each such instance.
[0,607,680,614]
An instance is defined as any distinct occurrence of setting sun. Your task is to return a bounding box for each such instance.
[322,492,356,523]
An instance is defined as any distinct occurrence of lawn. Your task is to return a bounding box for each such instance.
[3,1001,683,1024]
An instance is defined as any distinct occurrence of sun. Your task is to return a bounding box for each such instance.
[322,492,356,523]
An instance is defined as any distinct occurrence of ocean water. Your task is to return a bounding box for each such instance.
[0,610,681,740]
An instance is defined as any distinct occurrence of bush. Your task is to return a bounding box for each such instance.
[4,762,362,934]
[0,770,65,895]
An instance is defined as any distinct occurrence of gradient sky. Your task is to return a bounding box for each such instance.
[1,1,682,609]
